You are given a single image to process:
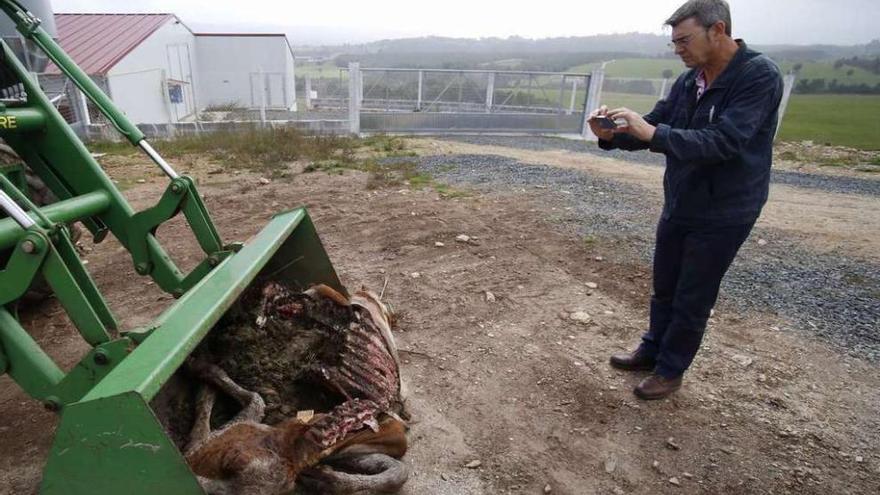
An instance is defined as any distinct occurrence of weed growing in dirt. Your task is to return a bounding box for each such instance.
[363,134,406,153]
[88,140,139,156]
[91,127,358,174]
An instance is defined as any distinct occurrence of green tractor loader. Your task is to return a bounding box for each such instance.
[0,1,345,492]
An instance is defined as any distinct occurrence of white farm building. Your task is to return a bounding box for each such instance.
[42,13,297,125]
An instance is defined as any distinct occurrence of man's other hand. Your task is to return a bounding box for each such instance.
[608,107,657,143]
[588,105,615,141]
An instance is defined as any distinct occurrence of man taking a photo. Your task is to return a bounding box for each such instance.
[590,0,784,399]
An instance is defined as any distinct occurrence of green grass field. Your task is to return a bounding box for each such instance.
[777,94,880,150]
[568,57,880,87]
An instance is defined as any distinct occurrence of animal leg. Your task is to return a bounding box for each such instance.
[190,360,266,423]
[298,453,410,495]
[185,385,218,456]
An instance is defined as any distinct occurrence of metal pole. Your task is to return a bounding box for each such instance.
[583,69,605,140]
[557,75,567,114]
[0,189,35,229]
[568,79,578,115]
[138,140,179,179]
[485,72,495,113]
[417,70,423,111]
[775,73,796,141]
[258,66,267,126]
[348,62,361,135]
[659,77,670,100]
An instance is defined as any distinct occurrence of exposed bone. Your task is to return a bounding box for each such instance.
[178,281,410,494]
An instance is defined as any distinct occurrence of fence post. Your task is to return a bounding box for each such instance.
[568,78,578,115]
[258,66,268,127]
[417,70,423,111]
[659,77,670,99]
[348,62,361,135]
[582,69,605,140]
[305,75,313,110]
[774,73,796,141]
[485,72,495,113]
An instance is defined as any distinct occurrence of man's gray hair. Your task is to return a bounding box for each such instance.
[666,0,732,36]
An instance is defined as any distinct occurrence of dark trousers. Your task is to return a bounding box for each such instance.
[640,217,755,378]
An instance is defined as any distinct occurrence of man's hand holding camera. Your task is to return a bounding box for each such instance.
[588,106,656,143]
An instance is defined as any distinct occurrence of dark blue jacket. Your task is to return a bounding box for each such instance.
[600,41,784,226]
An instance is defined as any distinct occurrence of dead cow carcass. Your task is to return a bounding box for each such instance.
[176,282,409,494]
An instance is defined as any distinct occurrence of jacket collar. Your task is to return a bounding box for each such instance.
[684,40,754,91]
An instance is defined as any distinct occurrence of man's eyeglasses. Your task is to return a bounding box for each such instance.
[667,31,703,49]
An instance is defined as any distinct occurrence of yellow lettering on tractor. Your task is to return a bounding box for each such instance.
[0,116,17,129]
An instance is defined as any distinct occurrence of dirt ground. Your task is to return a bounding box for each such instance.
[1,137,878,494]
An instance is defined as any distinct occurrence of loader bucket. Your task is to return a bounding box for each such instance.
[39,207,344,495]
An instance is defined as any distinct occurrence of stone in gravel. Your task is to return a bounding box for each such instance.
[455,234,471,243]
[666,437,681,450]
[730,354,754,367]
[440,473,449,481]
[259,177,271,185]
[465,460,482,469]
[586,282,599,289]
[669,477,681,486]
[721,446,735,455]
[604,456,617,473]
[613,488,625,495]
[652,460,660,471]
[570,312,592,323]
[595,256,605,261]
[855,456,864,463]
[757,238,768,246]
[435,242,445,247]
[683,472,694,479]
[411,272,421,278]
[544,484,552,493]
[485,291,496,303]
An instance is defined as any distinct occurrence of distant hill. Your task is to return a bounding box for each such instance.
[298,33,879,64]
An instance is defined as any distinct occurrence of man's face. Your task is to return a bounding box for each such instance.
[670,18,713,68]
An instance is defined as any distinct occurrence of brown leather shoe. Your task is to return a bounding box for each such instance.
[609,349,656,371]
[634,374,682,400]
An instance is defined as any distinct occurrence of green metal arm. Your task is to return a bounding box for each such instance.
[0,0,144,143]
[0,1,228,293]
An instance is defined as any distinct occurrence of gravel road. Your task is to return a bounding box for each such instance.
[440,135,880,197]
[381,150,880,361]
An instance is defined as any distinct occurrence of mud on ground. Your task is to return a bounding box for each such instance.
[0,138,878,494]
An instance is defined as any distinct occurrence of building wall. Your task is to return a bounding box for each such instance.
[195,36,296,110]
[106,20,199,124]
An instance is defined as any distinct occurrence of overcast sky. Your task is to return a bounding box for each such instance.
[52,0,879,45]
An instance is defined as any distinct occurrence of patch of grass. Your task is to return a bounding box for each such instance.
[870,157,880,166]
[88,140,139,156]
[303,159,351,175]
[818,156,857,168]
[778,150,798,161]
[405,173,433,188]
[777,95,880,151]
[361,159,469,198]
[582,234,597,246]
[363,134,408,154]
[434,182,470,199]
[146,127,358,173]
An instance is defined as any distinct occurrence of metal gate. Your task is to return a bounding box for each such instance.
[353,68,592,135]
